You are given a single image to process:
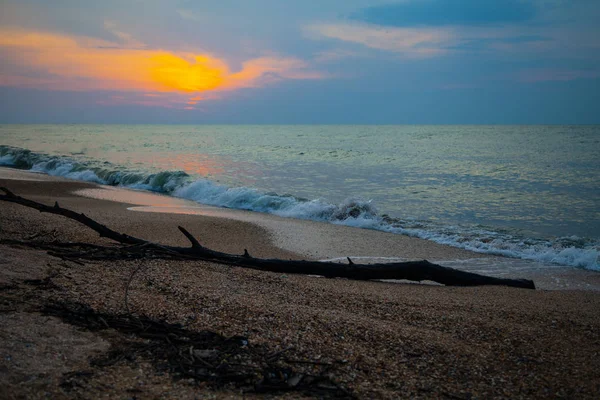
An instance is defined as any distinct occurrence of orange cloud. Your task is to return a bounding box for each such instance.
[0,28,323,107]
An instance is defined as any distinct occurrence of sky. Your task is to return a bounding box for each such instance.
[0,0,599,124]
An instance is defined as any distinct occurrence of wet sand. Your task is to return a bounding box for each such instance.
[74,182,600,291]
[1,168,600,399]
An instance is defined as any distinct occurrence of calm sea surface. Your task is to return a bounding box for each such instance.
[1,125,598,269]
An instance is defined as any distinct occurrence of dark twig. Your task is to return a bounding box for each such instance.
[266,346,295,362]
[124,263,147,314]
[40,301,351,397]
[178,226,202,248]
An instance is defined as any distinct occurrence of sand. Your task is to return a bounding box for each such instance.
[1,168,599,399]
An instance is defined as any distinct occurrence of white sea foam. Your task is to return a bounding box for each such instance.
[1,145,598,271]
[171,179,599,270]
[0,154,15,166]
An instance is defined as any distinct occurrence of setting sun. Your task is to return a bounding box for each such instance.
[150,54,226,93]
[0,28,319,108]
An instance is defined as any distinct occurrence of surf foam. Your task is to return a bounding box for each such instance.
[1,145,598,270]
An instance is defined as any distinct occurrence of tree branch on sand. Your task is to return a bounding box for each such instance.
[0,187,535,289]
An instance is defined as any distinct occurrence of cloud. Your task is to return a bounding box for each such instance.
[94,91,219,110]
[446,33,552,53]
[187,95,202,105]
[226,57,325,87]
[0,28,323,108]
[103,21,145,49]
[305,2,600,62]
[176,9,206,23]
[305,23,455,58]
[517,68,600,82]
[305,21,579,60]
[351,0,537,27]
[313,49,363,63]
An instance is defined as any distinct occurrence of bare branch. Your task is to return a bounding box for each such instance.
[0,188,535,289]
[177,226,203,248]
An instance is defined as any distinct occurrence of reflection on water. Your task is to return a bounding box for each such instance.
[137,153,227,178]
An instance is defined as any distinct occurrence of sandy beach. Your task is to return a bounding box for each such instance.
[1,168,600,399]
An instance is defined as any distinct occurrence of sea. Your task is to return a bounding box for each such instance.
[1,124,598,271]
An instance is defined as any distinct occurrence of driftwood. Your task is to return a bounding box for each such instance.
[0,187,535,289]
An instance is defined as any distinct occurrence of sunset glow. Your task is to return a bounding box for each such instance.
[0,0,598,122]
[150,54,226,93]
[0,28,320,107]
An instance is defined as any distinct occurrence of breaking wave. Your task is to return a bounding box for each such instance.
[1,145,598,270]
[0,145,190,191]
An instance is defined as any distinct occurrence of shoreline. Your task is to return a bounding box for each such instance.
[2,166,495,262]
[2,167,600,398]
[2,142,597,272]
[2,166,599,290]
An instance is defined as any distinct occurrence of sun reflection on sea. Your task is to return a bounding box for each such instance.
[107,151,264,188]
[150,153,227,177]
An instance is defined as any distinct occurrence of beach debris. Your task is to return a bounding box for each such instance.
[39,300,351,397]
[0,187,535,289]
[192,349,218,359]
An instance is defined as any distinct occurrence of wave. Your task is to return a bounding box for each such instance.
[1,145,598,271]
[0,145,190,191]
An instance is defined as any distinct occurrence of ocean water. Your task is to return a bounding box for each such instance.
[1,124,598,270]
